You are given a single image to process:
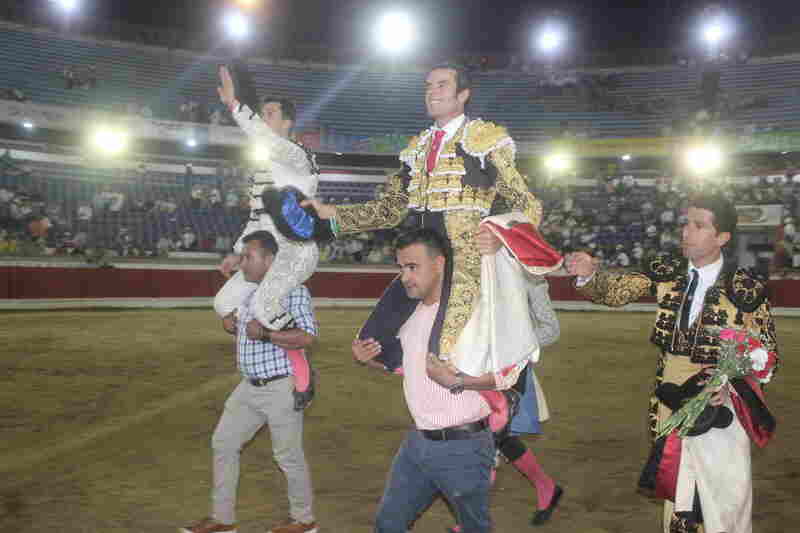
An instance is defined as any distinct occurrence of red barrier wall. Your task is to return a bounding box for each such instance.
[0,265,796,306]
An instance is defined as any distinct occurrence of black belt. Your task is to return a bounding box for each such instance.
[420,419,488,441]
[248,374,289,387]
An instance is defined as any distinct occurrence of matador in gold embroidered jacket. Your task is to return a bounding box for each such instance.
[577,254,779,439]
[337,117,542,361]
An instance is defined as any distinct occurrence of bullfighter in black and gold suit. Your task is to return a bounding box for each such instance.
[307,63,542,365]
[567,194,778,533]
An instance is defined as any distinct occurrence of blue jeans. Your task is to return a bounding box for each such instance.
[375,428,495,533]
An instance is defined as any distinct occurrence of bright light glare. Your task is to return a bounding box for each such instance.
[538,29,563,53]
[702,20,729,45]
[22,121,34,130]
[375,12,415,54]
[236,0,259,7]
[225,11,250,40]
[90,127,129,156]
[186,138,197,148]
[544,153,571,173]
[685,145,724,174]
[56,0,78,12]
[621,154,632,161]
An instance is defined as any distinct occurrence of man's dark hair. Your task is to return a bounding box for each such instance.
[688,192,738,242]
[429,62,472,106]
[259,96,297,124]
[242,230,279,256]
[394,228,450,259]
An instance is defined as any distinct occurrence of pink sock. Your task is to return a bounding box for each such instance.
[479,390,509,433]
[287,349,310,392]
[513,449,555,510]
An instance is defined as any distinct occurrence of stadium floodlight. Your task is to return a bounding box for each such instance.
[224,11,250,40]
[55,0,78,12]
[375,11,415,54]
[621,154,632,161]
[538,28,563,53]
[22,121,34,130]
[701,15,732,47]
[186,138,198,148]
[544,153,572,173]
[90,127,129,156]
[685,144,724,175]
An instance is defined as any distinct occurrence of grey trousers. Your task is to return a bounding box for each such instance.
[212,377,314,524]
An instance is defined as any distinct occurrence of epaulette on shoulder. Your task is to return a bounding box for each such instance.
[725,267,768,312]
[643,254,684,282]
[460,119,513,159]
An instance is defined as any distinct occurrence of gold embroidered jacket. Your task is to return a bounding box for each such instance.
[335,118,542,358]
[578,255,779,365]
[335,118,542,233]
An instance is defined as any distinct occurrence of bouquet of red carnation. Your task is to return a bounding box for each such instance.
[656,327,778,439]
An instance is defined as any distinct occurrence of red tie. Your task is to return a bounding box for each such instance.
[426,129,446,173]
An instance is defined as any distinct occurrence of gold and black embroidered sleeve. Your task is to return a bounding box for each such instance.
[488,144,543,228]
[577,270,653,307]
[335,167,410,234]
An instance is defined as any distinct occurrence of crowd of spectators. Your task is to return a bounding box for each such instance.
[4,161,800,272]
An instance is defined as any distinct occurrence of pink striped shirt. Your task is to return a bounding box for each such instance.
[399,301,490,430]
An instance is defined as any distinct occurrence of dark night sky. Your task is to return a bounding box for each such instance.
[29,0,800,56]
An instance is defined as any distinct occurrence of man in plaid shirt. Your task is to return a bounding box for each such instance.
[182,230,319,533]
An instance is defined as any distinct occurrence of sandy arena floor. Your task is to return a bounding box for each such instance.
[0,309,796,532]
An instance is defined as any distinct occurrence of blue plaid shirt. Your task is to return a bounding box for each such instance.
[236,285,317,380]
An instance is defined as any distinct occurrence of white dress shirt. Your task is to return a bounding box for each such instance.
[686,255,724,325]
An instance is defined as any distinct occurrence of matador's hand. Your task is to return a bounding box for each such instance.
[217,65,237,107]
[476,226,502,256]
[300,198,336,220]
[565,251,598,278]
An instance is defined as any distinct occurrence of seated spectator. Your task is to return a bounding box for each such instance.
[28,216,51,240]
[199,234,215,252]
[180,226,197,250]
[0,186,14,204]
[77,204,93,222]
[208,187,222,207]
[154,197,178,214]
[190,184,208,209]
[63,66,76,89]
[86,65,98,89]
[215,233,233,253]
[156,235,172,256]
[224,189,239,211]
[108,190,125,213]
[93,186,114,212]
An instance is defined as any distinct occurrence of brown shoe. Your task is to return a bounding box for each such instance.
[180,517,237,533]
[267,519,318,533]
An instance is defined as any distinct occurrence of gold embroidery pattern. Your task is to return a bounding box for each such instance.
[577,270,653,307]
[440,210,483,357]
[336,170,409,233]
[460,119,512,157]
[489,145,543,228]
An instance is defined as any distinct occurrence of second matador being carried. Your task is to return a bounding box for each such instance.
[306,62,560,425]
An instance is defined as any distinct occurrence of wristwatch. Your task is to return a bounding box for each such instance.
[449,371,465,395]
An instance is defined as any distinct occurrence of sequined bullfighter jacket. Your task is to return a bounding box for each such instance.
[576,254,779,439]
[335,118,543,359]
